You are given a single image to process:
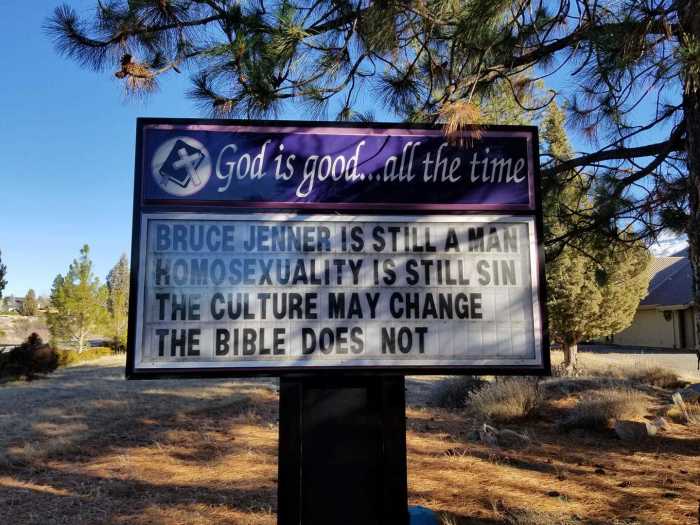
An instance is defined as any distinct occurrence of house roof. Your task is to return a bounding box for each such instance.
[640,255,693,308]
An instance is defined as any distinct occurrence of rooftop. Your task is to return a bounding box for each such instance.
[640,254,693,308]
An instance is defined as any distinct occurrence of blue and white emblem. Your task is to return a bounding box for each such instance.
[151,137,212,196]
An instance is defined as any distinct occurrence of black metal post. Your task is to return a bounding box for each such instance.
[278,375,408,525]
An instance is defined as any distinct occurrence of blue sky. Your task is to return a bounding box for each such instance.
[0,2,686,297]
[0,1,199,297]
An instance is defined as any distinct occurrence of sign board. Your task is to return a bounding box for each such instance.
[127,119,548,377]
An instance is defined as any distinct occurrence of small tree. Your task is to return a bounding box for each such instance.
[542,105,650,368]
[20,289,38,316]
[47,245,108,352]
[0,249,6,301]
[106,254,130,349]
[548,244,650,368]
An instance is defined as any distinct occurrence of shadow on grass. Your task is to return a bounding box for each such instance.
[0,466,275,524]
[1,362,698,524]
[405,386,699,524]
[0,361,279,524]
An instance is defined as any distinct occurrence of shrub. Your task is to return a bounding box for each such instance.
[469,378,542,422]
[574,361,681,389]
[564,388,648,430]
[109,339,127,354]
[0,333,59,381]
[551,351,682,389]
[429,376,486,408]
[620,366,681,389]
[56,349,78,367]
[541,376,620,397]
[56,346,113,367]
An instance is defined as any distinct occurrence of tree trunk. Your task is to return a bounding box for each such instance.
[562,342,578,370]
[681,2,700,353]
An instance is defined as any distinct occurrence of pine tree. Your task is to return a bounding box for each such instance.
[21,289,38,317]
[0,249,6,301]
[106,254,130,349]
[47,245,109,352]
[542,104,650,368]
[48,1,698,348]
[45,1,693,249]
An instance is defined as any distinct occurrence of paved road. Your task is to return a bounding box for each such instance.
[578,344,700,380]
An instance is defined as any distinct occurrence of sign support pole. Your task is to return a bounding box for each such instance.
[277,375,408,525]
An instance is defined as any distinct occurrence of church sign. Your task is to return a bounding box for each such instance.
[126,119,548,377]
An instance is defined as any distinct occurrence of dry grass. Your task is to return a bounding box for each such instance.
[550,349,696,384]
[621,366,682,388]
[56,346,114,367]
[407,398,699,525]
[667,402,700,425]
[429,376,486,409]
[1,355,699,525]
[490,502,582,525]
[541,376,620,397]
[0,355,279,524]
[564,388,649,430]
[469,378,542,422]
[0,315,49,343]
[666,391,700,426]
[0,355,278,467]
[588,364,682,388]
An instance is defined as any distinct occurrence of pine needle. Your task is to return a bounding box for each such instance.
[114,54,157,96]
[438,99,482,145]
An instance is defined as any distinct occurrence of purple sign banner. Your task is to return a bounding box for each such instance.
[138,120,538,211]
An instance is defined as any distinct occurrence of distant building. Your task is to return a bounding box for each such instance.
[612,249,696,349]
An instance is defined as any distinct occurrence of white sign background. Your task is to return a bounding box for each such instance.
[133,213,544,370]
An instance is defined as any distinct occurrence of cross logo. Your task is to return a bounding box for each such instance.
[151,137,212,197]
[172,147,204,186]
[159,140,205,188]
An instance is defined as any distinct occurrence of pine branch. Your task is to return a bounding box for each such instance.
[607,129,685,196]
[543,128,686,178]
[47,4,225,66]
[305,6,366,36]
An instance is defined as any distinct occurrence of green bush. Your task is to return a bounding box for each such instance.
[469,378,542,422]
[56,347,113,367]
[0,333,59,381]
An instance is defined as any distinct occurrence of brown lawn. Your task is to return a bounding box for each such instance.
[0,355,698,524]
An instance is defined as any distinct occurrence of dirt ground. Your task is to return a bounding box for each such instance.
[0,355,698,524]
